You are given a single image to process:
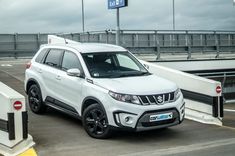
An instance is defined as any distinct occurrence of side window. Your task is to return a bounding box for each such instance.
[35,48,48,63]
[44,49,63,68]
[61,51,82,71]
[117,54,140,71]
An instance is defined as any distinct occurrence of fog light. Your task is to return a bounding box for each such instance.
[125,117,130,122]
[124,116,133,125]
[118,113,137,128]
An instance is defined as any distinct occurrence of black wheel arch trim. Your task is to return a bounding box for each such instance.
[26,78,41,94]
[82,96,106,116]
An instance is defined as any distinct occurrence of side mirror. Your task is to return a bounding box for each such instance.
[67,68,81,77]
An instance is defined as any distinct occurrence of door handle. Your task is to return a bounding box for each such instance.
[56,75,61,80]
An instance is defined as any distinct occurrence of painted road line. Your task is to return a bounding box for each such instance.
[0,69,24,82]
[222,126,235,131]
[224,109,235,113]
[18,148,37,156]
[119,138,235,156]
[1,64,12,67]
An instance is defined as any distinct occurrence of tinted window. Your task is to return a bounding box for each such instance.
[61,51,82,71]
[35,49,48,63]
[44,49,63,68]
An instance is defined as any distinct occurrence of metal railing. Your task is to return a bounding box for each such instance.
[0,30,235,59]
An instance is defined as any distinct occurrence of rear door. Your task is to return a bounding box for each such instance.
[41,48,64,99]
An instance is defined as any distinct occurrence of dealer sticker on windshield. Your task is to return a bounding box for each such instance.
[149,112,173,122]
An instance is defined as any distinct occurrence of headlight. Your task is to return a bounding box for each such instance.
[108,91,141,105]
[175,88,182,101]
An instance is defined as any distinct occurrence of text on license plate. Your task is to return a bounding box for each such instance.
[149,112,173,122]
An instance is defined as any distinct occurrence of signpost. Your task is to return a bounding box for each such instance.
[108,0,128,9]
[108,0,128,45]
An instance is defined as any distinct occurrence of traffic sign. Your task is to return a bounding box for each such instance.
[13,101,22,111]
[216,86,222,94]
[108,0,128,9]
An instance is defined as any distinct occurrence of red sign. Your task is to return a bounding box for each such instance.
[13,101,22,111]
[216,86,222,94]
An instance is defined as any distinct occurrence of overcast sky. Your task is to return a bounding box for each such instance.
[0,0,234,33]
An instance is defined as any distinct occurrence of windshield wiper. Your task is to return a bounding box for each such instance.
[117,72,150,78]
[140,72,151,76]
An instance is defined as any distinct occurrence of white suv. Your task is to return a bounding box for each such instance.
[25,37,185,138]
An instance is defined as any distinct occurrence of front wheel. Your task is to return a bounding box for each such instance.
[82,104,112,139]
[28,84,46,114]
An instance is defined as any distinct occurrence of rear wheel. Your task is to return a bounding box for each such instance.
[28,84,46,114]
[83,103,112,139]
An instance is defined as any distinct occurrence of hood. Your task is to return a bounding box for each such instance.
[93,74,177,95]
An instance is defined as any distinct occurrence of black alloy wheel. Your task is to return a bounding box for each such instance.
[83,104,112,139]
[28,84,46,114]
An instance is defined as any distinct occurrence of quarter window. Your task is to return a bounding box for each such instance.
[44,49,63,68]
[35,48,48,63]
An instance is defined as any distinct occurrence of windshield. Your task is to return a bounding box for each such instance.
[82,51,150,78]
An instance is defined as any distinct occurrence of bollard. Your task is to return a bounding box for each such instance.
[0,82,35,156]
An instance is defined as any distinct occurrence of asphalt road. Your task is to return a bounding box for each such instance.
[0,59,235,156]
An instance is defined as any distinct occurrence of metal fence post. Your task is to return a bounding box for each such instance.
[148,34,150,47]
[228,34,231,47]
[132,34,135,47]
[186,31,191,59]
[215,31,220,58]
[87,32,90,42]
[155,31,161,60]
[135,34,139,47]
[36,33,40,49]
[13,33,18,59]
[120,30,123,46]
[13,33,17,50]
[105,30,109,44]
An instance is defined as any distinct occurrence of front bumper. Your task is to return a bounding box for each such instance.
[107,96,185,131]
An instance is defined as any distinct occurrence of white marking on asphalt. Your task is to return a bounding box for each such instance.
[0,69,24,82]
[224,109,235,113]
[1,64,12,67]
[119,138,235,156]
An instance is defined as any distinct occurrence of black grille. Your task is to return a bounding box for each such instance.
[138,92,175,105]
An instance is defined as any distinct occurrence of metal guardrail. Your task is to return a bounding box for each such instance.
[0,30,235,59]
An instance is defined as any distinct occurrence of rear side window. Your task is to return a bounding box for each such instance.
[61,51,82,71]
[44,49,63,68]
[35,49,48,63]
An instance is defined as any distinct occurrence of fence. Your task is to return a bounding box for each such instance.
[0,30,235,59]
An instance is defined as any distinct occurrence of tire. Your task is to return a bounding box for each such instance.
[28,84,46,114]
[82,103,112,139]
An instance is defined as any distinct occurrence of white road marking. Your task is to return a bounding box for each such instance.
[224,109,235,113]
[1,64,12,67]
[119,138,235,156]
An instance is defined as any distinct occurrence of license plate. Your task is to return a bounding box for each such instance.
[149,112,173,122]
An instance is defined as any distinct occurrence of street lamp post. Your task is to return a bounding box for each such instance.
[81,0,85,32]
[172,0,175,30]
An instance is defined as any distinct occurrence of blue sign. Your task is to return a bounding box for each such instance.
[108,0,128,9]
